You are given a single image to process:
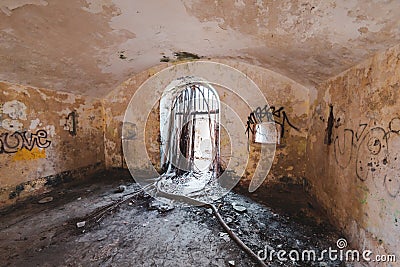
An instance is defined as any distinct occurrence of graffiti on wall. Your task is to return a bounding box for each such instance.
[0,129,51,154]
[64,111,77,136]
[333,123,368,169]
[246,105,299,139]
[333,116,400,197]
[0,100,52,159]
[324,105,334,145]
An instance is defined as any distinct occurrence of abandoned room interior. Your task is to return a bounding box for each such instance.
[1,0,400,266]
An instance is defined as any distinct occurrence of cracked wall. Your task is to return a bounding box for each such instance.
[307,43,400,261]
[0,81,105,207]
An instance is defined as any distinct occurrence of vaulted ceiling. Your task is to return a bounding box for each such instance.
[1,0,400,96]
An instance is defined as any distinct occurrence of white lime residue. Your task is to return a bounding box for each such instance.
[29,118,41,130]
[3,100,27,120]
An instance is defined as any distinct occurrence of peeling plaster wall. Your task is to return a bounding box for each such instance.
[220,60,310,186]
[102,64,165,170]
[0,81,104,207]
[103,60,310,186]
[307,44,400,260]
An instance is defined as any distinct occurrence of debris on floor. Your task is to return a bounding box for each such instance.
[148,199,175,212]
[219,232,230,242]
[38,196,53,204]
[232,202,247,213]
[0,170,349,266]
[76,221,86,228]
[114,185,126,193]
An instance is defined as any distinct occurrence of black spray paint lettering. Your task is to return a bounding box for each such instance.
[355,125,399,198]
[334,123,368,169]
[246,106,299,139]
[65,111,77,136]
[324,105,334,145]
[334,128,354,169]
[0,129,51,154]
[245,112,259,139]
[356,127,387,180]
[333,116,400,197]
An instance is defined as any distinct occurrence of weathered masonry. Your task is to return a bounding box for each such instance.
[1,1,400,266]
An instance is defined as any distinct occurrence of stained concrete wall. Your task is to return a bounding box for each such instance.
[103,59,310,186]
[307,44,400,260]
[0,81,104,207]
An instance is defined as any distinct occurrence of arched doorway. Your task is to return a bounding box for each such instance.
[159,78,220,195]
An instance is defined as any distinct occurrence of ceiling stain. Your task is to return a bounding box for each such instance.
[0,0,399,96]
[160,51,202,63]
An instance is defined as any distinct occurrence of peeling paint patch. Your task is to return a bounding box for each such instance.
[2,100,27,120]
[7,85,31,97]
[12,147,46,161]
[1,118,23,131]
[29,118,41,130]
[234,0,245,8]
[60,93,77,104]
[45,125,56,138]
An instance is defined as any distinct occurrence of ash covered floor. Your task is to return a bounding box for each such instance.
[0,170,347,266]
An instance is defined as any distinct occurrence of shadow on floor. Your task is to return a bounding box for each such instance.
[0,170,350,267]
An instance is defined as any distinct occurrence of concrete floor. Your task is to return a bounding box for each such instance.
[0,170,350,266]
